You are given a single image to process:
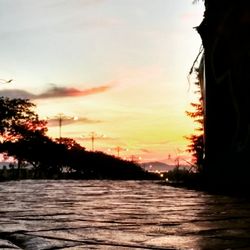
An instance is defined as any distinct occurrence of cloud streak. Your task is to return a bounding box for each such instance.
[140,148,152,153]
[0,89,35,99]
[0,84,111,100]
[47,117,101,127]
[38,85,111,99]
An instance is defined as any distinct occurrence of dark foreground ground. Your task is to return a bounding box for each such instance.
[1,180,250,250]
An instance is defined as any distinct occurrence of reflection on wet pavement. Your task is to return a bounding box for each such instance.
[1,180,250,249]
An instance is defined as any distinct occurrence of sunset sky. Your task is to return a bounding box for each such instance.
[0,0,204,164]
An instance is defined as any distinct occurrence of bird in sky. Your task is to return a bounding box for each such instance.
[0,79,13,84]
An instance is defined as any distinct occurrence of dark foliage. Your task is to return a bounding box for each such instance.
[0,97,47,141]
[186,66,205,172]
[0,97,155,181]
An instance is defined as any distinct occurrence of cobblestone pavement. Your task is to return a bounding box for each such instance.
[1,180,250,250]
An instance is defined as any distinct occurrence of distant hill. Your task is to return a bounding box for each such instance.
[140,161,175,172]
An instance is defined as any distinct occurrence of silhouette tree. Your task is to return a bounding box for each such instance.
[0,97,47,141]
[186,66,205,172]
[0,97,156,180]
[0,97,48,177]
[55,137,85,151]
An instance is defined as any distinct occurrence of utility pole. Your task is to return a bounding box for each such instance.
[115,146,121,157]
[130,155,142,163]
[113,146,128,158]
[90,132,97,151]
[82,132,105,151]
[47,113,78,142]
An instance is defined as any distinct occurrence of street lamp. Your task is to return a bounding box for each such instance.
[46,113,78,142]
